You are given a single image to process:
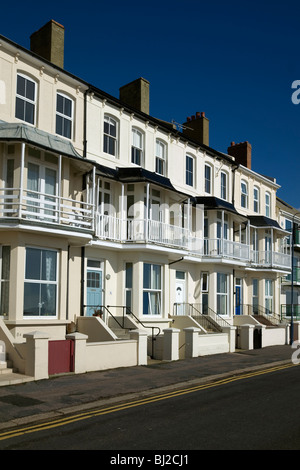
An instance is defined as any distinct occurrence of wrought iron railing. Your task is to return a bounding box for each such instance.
[173,302,230,332]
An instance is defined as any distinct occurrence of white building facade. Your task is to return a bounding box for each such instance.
[0,21,294,377]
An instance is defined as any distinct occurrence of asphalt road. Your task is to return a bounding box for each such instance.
[0,363,299,451]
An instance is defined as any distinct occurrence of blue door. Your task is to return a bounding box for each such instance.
[86,269,102,316]
[235,285,241,315]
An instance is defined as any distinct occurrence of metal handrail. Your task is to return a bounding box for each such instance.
[242,304,281,325]
[107,305,161,358]
[173,303,226,333]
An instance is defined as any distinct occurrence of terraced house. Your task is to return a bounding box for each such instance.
[0,21,296,382]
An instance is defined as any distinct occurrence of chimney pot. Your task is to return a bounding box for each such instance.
[201,112,205,117]
[227,141,252,169]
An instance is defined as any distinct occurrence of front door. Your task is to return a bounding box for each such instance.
[86,269,102,316]
[235,278,242,315]
[175,271,186,315]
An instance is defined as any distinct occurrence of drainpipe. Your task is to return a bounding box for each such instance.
[83,88,90,159]
[80,246,85,316]
[19,142,25,218]
[66,245,70,320]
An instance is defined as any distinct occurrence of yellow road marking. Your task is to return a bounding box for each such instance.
[0,362,296,442]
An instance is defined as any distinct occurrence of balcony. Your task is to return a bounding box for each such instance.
[0,187,94,231]
[284,267,300,284]
[250,250,291,270]
[94,214,291,269]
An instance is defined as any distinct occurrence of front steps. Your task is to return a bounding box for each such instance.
[0,362,34,387]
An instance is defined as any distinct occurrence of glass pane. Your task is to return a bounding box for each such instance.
[25,248,41,280]
[41,284,56,315]
[24,283,40,315]
[15,97,25,120]
[56,115,63,135]
[143,263,151,289]
[45,168,56,196]
[1,246,10,280]
[41,250,57,281]
[17,75,25,96]
[27,163,39,192]
[125,263,133,289]
[64,97,72,117]
[152,265,161,289]
[56,94,64,113]
[25,102,34,124]
[0,281,9,315]
[26,80,35,101]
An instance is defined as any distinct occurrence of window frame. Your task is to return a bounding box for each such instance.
[56,92,74,140]
[241,180,248,208]
[265,192,271,217]
[15,73,37,125]
[216,272,229,316]
[186,154,194,187]
[155,139,167,176]
[220,171,228,200]
[0,246,10,316]
[143,263,162,316]
[23,247,58,318]
[253,186,260,213]
[103,114,118,157]
[131,127,144,166]
[204,164,212,194]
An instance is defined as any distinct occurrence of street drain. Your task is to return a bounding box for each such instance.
[0,395,44,407]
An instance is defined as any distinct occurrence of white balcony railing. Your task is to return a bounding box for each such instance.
[0,188,94,230]
[250,250,291,269]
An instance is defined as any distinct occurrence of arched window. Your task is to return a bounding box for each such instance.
[15,73,37,125]
[132,128,144,166]
[103,115,118,157]
[253,186,260,213]
[265,192,271,217]
[186,154,195,187]
[241,180,248,208]
[204,164,212,194]
[220,171,228,200]
[56,92,73,139]
[155,139,167,176]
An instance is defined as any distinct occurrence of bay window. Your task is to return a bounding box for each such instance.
[24,247,58,317]
[217,273,229,316]
[143,263,161,315]
[0,246,10,315]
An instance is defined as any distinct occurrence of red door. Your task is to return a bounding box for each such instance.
[48,340,74,375]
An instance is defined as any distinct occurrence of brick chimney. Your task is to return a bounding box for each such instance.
[182,112,209,146]
[30,20,65,68]
[119,77,150,115]
[227,141,252,169]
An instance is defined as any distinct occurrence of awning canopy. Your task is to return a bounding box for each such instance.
[117,167,180,193]
[0,121,83,160]
[248,215,282,230]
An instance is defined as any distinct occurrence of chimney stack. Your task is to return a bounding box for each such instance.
[182,111,209,146]
[119,77,150,115]
[30,20,65,69]
[227,141,252,169]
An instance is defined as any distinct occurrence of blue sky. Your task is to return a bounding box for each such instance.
[1,0,300,209]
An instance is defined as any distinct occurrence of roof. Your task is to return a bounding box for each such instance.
[192,196,241,215]
[116,167,180,193]
[248,215,282,230]
[0,121,83,160]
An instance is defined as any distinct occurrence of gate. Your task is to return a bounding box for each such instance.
[253,328,262,349]
[48,340,74,375]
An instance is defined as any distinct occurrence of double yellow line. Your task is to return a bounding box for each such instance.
[0,362,296,442]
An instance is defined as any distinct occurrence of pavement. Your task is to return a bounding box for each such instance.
[0,344,295,432]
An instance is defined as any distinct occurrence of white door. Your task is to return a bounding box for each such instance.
[175,271,186,315]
